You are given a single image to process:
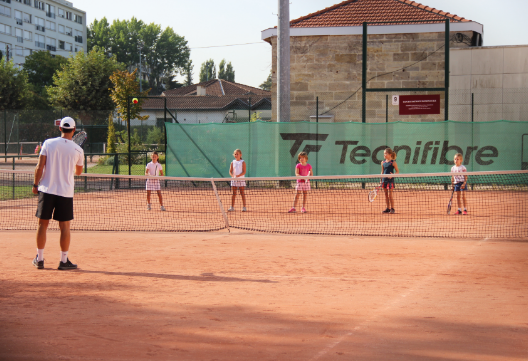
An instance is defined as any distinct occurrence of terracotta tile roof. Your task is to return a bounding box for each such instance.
[290,0,471,28]
[162,79,271,97]
[143,95,271,111]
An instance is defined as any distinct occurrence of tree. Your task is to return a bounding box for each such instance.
[225,62,235,82]
[183,59,194,86]
[199,59,216,82]
[87,17,190,95]
[0,59,29,110]
[106,113,117,154]
[109,68,149,122]
[218,59,226,80]
[260,70,272,91]
[23,51,68,109]
[47,48,122,111]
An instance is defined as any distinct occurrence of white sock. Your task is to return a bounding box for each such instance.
[61,251,68,263]
[37,249,44,261]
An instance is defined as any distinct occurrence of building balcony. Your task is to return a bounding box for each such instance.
[46,12,55,19]
[17,36,23,43]
[35,41,45,49]
[46,44,56,51]
[35,25,45,32]
[74,36,82,43]
[15,18,23,25]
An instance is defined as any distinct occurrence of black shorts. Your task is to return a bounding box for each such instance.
[35,192,74,222]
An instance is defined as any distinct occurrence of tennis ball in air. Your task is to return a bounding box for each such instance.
[132,98,138,104]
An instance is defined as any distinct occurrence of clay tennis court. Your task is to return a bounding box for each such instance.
[1,229,527,360]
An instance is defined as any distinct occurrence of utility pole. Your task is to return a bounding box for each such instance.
[277,0,290,122]
[138,41,144,92]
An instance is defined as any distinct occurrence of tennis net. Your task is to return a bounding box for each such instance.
[1,170,527,238]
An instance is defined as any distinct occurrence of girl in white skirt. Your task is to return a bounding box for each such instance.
[145,151,165,211]
[228,149,247,212]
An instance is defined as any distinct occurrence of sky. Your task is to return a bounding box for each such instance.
[78,0,528,88]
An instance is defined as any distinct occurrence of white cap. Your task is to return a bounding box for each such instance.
[60,117,76,129]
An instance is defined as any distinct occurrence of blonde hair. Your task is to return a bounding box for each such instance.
[454,153,463,159]
[298,151,308,161]
[233,149,242,159]
[384,147,396,160]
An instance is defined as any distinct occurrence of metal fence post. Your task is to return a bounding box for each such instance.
[12,156,15,200]
[4,109,6,162]
[362,22,367,123]
[445,19,450,121]
[471,93,474,123]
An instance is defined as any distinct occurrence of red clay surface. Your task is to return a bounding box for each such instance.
[1,230,527,360]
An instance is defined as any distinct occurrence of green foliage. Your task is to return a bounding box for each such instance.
[183,60,193,86]
[109,68,149,122]
[146,127,164,148]
[218,59,235,82]
[115,129,146,164]
[260,70,272,91]
[0,59,29,110]
[88,17,190,95]
[47,49,122,111]
[22,51,69,110]
[225,62,235,82]
[107,113,117,154]
[199,59,216,82]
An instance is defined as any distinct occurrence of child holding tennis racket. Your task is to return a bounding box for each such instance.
[289,151,313,213]
[451,153,468,215]
[146,151,165,211]
[381,148,399,214]
[228,149,247,212]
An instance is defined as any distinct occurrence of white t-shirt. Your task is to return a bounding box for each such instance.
[451,164,467,183]
[146,161,163,176]
[38,137,84,198]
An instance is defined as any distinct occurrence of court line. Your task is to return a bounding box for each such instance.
[309,237,490,360]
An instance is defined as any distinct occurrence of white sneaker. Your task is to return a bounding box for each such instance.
[160,206,166,211]
[147,204,151,211]
[242,207,247,212]
[228,206,235,212]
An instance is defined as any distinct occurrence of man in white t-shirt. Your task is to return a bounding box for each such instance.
[32,117,84,270]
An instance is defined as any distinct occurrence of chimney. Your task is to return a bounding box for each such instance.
[197,86,206,96]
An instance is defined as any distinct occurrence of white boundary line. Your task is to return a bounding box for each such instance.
[308,237,491,360]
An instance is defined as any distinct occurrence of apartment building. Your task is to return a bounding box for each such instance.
[0,0,86,65]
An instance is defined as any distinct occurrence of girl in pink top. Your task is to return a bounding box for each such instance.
[289,151,313,213]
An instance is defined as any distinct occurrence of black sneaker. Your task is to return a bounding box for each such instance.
[58,258,77,270]
[382,208,391,213]
[390,208,395,214]
[32,255,44,269]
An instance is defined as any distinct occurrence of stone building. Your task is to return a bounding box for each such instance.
[261,0,483,122]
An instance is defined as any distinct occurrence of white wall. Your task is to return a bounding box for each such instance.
[450,45,528,121]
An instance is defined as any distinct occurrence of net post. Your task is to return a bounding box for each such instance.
[84,154,87,192]
[210,179,230,231]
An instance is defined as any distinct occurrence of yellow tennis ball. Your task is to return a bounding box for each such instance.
[132,98,138,104]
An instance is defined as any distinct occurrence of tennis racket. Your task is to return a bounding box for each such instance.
[368,185,381,202]
[72,131,87,147]
[447,186,455,215]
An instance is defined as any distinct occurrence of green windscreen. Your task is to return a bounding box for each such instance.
[166,120,528,177]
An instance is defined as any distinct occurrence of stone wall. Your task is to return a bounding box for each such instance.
[270,31,473,122]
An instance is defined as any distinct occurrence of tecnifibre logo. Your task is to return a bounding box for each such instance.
[280,133,499,166]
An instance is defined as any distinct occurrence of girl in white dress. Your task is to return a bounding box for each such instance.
[145,151,165,211]
[228,149,247,212]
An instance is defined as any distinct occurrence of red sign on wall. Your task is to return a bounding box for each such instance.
[399,95,441,115]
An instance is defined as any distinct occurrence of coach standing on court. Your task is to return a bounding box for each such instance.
[32,117,84,270]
